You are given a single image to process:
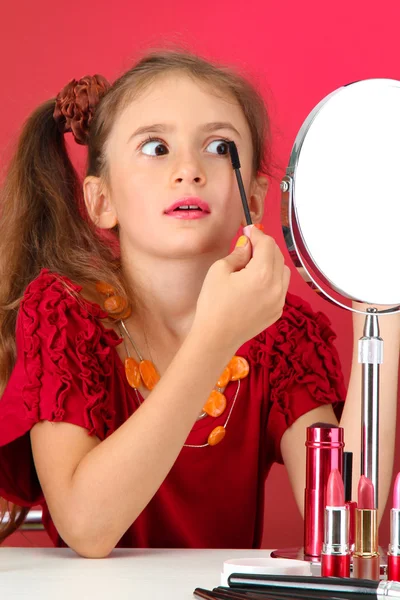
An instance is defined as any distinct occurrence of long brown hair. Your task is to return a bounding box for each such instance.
[0,48,272,544]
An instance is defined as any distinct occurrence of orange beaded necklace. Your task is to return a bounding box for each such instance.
[96,281,250,447]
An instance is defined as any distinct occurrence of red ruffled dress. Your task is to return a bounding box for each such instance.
[0,269,346,548]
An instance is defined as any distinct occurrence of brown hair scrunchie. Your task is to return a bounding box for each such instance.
[53,74,111,145]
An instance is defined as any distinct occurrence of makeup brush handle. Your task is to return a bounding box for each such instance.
[243,224,264,256]
[243,225,253,238]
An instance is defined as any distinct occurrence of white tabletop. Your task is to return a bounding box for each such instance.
[0,547,274,599]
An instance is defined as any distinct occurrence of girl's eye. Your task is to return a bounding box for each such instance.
[206,139,230,156]
[139,137,231,157]
[140,138,168,156]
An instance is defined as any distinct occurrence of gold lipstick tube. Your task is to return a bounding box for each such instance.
[352,508,380,580]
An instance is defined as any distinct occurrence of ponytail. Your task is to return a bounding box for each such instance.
[0,99,122,395]
[0,100,76,387]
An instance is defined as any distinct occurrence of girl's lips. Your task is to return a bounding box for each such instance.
[164,210,210,220]
[164,197,211,213]
[164,197,211,220]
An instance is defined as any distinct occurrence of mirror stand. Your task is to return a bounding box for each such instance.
[359,309,383,510]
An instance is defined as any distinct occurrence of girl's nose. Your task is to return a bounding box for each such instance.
[171,153,206,186]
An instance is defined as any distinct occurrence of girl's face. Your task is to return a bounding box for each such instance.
[87,73,267,259]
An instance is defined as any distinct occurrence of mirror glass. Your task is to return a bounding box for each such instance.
[282,79,400,314]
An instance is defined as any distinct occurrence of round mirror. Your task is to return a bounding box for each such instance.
[281,78,400,315]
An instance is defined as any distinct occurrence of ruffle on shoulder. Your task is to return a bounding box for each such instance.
[248,292,346,427]
[19,269,122,440]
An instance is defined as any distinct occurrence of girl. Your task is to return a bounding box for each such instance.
[0,50,399,558]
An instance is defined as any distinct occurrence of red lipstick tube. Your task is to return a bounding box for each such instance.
[321,508,350,577]
[304,423,344,558]
[321,470,350,577]
[388,472,400,581]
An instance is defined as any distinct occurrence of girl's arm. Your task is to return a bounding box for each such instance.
[31,328,236,558]
[30,228,290,559]
[281,305,400,522]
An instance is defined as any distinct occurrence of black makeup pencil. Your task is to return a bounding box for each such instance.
[194,587,301,600]
[227,573,400,599]
[194,588,250,600]
[216,586,347,600]
[194,586,345,600]
[228,141,252,226]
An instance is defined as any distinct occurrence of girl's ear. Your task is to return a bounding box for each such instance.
[83,176,118,229]
[241,174,269,225]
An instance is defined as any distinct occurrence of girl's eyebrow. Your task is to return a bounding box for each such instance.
[127,121,242,143]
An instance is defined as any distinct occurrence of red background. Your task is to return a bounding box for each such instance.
[1,0,400,550]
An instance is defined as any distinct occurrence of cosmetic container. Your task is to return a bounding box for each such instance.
[304,423,344,557]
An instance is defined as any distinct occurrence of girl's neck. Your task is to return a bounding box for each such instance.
[121,245,225,345]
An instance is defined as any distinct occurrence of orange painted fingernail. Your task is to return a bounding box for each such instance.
[254,223,264,231]
[235,235,249,248]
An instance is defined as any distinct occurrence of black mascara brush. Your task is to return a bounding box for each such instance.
[228,141,253,227]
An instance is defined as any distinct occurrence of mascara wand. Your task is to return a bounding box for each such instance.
[228,141,252,226]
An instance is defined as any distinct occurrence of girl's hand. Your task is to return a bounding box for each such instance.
[193,226,291,351]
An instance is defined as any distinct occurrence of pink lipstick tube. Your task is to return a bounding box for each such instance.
[321,469,351,577]
[388,509,400,580]
[388,472,400,581]
[353,476,379,580]
[304,423,344,558]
